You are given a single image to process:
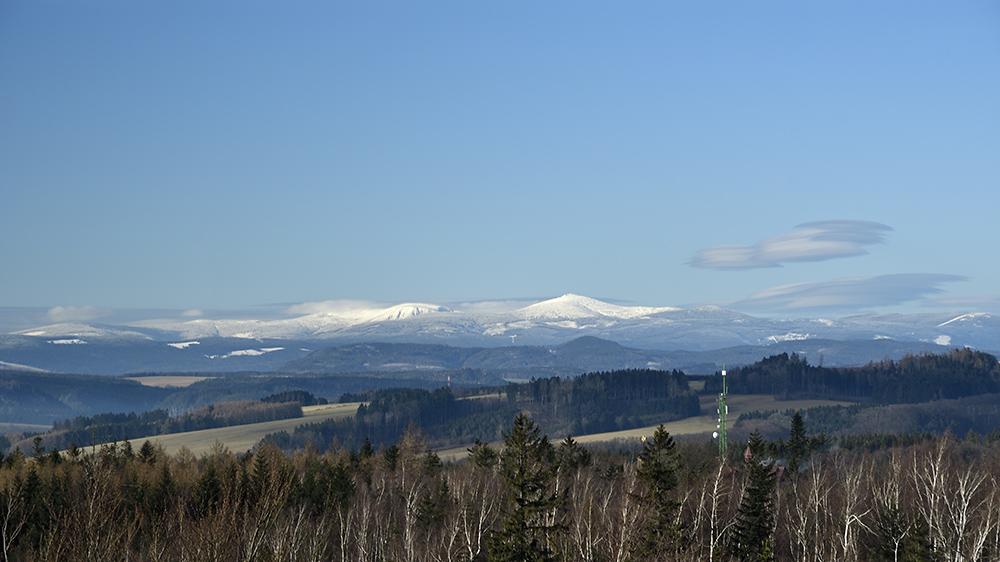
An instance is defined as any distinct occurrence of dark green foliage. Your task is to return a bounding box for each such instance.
[469,438,499,470]
[708,349,1000,404]
[732,430,777,562]
[634,425,682,558]
[277,369,699,453]
[28,402,302,455]
[872,502,934,562]
[359,436,375,459]
[260,389,328,406]
[556,434,591,474]
[138,439,157,464]
[423,450,442,476]
[489,413,561,562]
[0,371,168,425]
[382,443,400,472]
[785,411,807,475]
[417,479,453,531]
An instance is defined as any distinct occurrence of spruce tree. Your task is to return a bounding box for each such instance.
[786,411,807,475]
[634,424,682,558]
[732,429,776,562]
[489,413,560,562]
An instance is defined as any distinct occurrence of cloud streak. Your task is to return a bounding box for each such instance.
[46,305,109,323]
[731,273,968,314]
[922,295,1000,312]
[690,220,892,269]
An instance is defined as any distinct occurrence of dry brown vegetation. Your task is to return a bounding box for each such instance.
[133,403,360,457]
[5,421,1000,561]
[124,376,214,388]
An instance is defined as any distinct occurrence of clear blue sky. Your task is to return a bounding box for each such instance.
[2,1,998,319]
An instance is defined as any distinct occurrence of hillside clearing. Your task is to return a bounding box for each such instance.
[125,375,215,388]
[437,394,857,462]
[106,395,854,461]
[132,402,360,457]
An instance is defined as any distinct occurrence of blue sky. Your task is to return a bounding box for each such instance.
[2,1,998,322]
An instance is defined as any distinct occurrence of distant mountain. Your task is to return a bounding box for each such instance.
[277,336,961,377]
[3,294,997,374]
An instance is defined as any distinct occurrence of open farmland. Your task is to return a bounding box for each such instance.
[125,375,215,388]
[132,402,360,457]
[436,394,857,462]
[106,394,854,461]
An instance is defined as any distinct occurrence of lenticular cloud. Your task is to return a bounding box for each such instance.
[732,273,968,313]
[690,220,892,269]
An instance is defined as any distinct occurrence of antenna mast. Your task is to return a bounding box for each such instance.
[717,365,728,459]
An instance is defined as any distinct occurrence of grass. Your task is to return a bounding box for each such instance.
[118,394,855,461]
[125,375,215,388]
[438,394,857,462]
[132,402,360,457]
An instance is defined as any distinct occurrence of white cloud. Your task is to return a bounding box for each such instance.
[690,220,892,269]
[284,300,389,316]
[922,295,1000,312]
[731,273,967,313]
[451,299,542,314]
[46,305,109,323]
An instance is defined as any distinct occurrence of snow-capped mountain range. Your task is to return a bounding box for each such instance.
[10,294,1000,350]
[2,294,998,374]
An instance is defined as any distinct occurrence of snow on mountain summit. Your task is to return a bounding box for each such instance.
[360,303,454,323]
[513,294,680,321]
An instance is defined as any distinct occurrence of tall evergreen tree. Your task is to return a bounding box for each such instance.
[633,424,682,559]
[732,429,777,562]
[786,411,807,475]
[489,413,560,562]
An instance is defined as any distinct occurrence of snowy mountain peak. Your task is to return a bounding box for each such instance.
[514,294,679,321]
[362,303,453,323]
[14,323,152,340]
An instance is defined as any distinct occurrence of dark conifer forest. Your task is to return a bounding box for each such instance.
[6,415,1000,561]
[2,350,1000,560]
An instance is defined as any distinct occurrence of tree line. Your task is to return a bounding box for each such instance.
[705,348,1000,403]
[9,400,303,457]
[269,369,700,452]
[6,409,1000,561]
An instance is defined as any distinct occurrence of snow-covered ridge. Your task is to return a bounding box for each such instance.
[513,294,679,321]
[14,323,152,339]
[937,312,990,328]
[360,304,453,323]
[5,296,998,354]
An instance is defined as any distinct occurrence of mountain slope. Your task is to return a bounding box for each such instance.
[4,294,998,374]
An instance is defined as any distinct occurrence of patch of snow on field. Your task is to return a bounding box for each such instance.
[167,341,200,349]
[934,335,952,346]
[48,339,86,345]
[207,347,285,359]
[767,332,812,343]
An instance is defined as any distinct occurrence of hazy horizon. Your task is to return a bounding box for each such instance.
[3,2,998,320]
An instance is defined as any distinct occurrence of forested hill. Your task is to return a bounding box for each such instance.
[268,368,700,452]
[706,348,1000,402]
